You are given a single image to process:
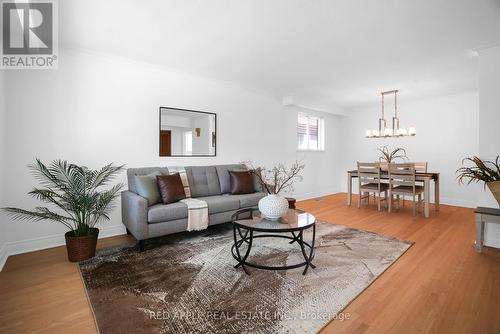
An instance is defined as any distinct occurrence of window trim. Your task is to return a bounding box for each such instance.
[183,130,193,154]
[297,112,325,152]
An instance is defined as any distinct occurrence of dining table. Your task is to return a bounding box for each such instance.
[347,170,440,218]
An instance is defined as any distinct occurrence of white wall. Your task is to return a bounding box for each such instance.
[283,106,343,199]
[0,71,7,269]
[339,91,481,208]
[2,49,342,260]
[479,46,500,247]
[4,46,494,266]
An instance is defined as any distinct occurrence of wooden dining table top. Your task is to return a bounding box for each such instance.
[348,170,440,181]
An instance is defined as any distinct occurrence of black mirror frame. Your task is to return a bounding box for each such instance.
[159,106,217,157]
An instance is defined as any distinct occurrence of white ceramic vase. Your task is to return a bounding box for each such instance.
[258,194,289,221]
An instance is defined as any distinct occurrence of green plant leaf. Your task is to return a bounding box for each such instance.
[1,159,125,235]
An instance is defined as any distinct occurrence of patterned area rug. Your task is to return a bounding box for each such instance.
[79,221,412,334]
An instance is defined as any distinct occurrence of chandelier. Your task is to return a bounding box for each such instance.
[365,90,416,138]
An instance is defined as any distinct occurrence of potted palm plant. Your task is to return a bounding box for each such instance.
[2,159,124,262]
[457,155,500,206]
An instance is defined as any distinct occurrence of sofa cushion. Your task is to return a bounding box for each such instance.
[127,167,169,193]
[228,192,267,208]
[148,202,188,223]
[250,168,265,193]
[157,173,186,204]
[134,172,161,206]
[229,170,254,194]
[220,166,265,193]
[196,195,240,214]
[185,166,221,197]
[215,164,246,194]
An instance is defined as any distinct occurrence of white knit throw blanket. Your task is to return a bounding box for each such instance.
[168,166,209,231]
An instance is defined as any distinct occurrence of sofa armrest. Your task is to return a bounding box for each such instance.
[121,191,148,241]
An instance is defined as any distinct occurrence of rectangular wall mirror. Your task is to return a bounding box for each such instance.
[159,107,217,157]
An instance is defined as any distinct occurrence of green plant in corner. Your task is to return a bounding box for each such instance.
[456,155,500,206]
[2,159,125,261]
[378,146,408,163]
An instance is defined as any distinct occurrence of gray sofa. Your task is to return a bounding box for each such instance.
[121,164,266,249]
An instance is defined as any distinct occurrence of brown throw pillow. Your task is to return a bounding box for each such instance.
[156,173,186,204]
[229,170,254,194]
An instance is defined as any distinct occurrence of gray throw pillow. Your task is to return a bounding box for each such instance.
[251,171,263,192]
[134,172,161,206]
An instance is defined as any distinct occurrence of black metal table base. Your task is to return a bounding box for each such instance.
[232,224,316,275]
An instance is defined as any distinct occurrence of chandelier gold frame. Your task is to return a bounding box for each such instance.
[366,90,416,138]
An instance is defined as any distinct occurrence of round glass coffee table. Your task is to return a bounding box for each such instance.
[231,208,316,275]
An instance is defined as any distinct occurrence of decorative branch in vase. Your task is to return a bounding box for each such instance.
[244,161,305,221]
[456,155,500,206]
[377,146,408,170]
[378,146,408,163]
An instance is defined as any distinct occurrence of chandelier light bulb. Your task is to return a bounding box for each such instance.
[409,126,416,135]
[372,129,380,137]
[366,130,372,137]
[384,128,393,136]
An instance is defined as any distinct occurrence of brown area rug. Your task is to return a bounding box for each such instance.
[79,221,412,334]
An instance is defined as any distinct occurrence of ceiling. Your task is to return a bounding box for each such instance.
[60,0,500,112]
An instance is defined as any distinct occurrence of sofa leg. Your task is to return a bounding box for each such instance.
[126,228,131,235]
[138,240,145,252]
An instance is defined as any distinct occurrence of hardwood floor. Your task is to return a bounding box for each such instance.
[1,193,499,334]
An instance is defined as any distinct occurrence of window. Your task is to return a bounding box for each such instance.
[297,113,325,151]
[183,131,193,154]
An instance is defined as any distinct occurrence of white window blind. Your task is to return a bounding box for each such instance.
[297,113,325,151]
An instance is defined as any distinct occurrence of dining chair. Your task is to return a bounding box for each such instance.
[379,161,389,171]
[388,163,425,216]
[403,162,428,204]
[357,162,389,211]
[413,162,428,173]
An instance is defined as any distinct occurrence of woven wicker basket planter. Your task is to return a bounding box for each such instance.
[65,228,99,262]
[487,181,500,207]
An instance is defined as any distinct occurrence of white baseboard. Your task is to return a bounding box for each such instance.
[339,189,477,208]
[0,243,8,272]
[438,197,477,208]
[0,224,126,271]
[294,189,341,201]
